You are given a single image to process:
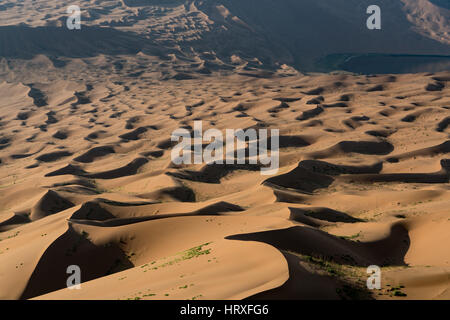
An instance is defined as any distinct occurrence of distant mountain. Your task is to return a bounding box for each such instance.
[0,0,448,74]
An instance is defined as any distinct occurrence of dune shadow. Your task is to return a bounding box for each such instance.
[289,207,363,225]
[227,224,410,267]
[0,214,30,232]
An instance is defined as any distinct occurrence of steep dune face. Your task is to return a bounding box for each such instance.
[0,25,152,59]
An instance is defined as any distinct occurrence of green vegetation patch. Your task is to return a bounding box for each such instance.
[141,242,213,272]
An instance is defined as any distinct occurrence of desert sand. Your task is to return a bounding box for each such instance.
[0,0,449,301]
[0,70,448,300]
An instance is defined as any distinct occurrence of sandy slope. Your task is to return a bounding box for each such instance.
[0,67,449,300]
